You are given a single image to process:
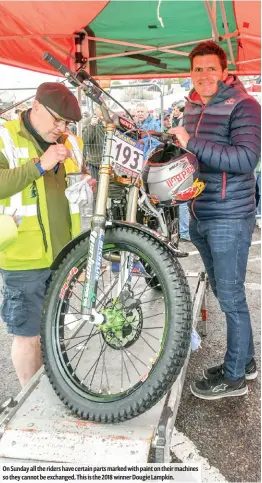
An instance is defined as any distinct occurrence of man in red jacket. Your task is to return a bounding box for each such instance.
[170,41,261,401]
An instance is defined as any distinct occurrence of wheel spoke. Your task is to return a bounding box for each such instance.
[138,333,158,354]
[63,330,99,354]
[81,342,108,386]
[141,330,161,342]
[122,348,142,377]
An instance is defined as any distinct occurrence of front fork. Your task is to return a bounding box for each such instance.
[117,184,139,295]
[81,124,114,317]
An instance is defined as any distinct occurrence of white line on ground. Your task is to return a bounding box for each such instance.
[171,430,228,483]
[249,257,261,263]
[251,240,261,245]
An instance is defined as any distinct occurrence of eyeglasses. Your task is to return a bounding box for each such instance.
[44,105,70,128]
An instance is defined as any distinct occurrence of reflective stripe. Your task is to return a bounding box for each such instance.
[9,191,22,212]
[0,205,37,216]
[16,147,29,158]
[0,125,18,168]
[68,134,83,169]
[0,181,37,216]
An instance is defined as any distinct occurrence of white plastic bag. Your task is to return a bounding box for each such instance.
[191,328,202,352]
[65,175,93,217]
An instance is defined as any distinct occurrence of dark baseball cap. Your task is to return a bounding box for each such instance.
[35,82,81,122]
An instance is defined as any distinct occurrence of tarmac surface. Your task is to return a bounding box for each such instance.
[0,227,260,482]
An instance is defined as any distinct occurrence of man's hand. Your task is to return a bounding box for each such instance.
[39,145,70,171]
[83,174,96,193]
[168,127,190,149]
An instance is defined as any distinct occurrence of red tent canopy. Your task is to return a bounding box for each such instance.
[0,1,260,79]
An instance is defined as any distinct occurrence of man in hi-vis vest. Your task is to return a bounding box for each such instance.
[0,82,95,387]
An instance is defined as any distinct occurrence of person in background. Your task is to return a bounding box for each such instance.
[82,107,105,181]
[171,100,185,127]
[130,108,138,124]
[153,107,161,123]
[163,111,172,132]
[136,103,161,131]
[135,103,160,160]
[170,40,261,400]
[179,203,191,242]
[0,82,95,388]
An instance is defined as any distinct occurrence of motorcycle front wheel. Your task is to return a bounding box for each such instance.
[41,225,192,423]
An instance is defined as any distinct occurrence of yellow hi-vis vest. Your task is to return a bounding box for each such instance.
[0,120,82,270]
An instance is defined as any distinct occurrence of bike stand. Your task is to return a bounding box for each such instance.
[0,272,208,465]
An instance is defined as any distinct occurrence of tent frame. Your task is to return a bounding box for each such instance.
[0,0,260,78]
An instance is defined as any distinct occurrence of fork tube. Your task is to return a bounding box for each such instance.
[94,124,114,217]
[81,123,114,316]
[117,184,139,297]
[126,185,139,223]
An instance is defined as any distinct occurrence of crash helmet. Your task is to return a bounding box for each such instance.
[142,143,205,205]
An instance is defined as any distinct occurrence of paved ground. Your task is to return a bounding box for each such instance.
[0,228,260,482]
[175,228,261,483]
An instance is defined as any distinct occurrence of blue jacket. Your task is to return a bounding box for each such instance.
[137,115,161,160]
[184,76,261,220]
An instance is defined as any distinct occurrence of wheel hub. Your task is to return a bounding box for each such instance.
[99,301,143,350]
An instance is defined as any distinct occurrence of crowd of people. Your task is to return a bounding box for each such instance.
[0,40,261,403]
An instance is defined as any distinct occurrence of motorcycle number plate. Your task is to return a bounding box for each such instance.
[111,129,144,178]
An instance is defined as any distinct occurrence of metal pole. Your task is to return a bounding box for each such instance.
[219,0,236,66]
[204,0,219,42]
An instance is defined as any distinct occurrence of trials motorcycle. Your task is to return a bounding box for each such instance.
[41,54,193,423]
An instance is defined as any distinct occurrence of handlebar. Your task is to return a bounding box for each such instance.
[42,52,105,107]
[139,130,178,144]
[43,52,134,122]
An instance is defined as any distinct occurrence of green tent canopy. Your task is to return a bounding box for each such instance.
[0,1,260,78]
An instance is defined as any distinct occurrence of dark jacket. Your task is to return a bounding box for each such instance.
[184,76,261,220]
[82,118,104,166]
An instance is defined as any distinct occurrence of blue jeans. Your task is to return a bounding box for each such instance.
[179,203,190,239]
[189,216,255,380]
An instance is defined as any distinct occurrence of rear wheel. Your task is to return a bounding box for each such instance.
[41,225,192,422]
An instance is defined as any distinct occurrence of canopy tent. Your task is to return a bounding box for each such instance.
[0,0,260,79]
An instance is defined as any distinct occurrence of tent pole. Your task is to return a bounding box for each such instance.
[211,0,217,40]
[89,48,157,62]
[42,37,75,60]
[75,33,85,137]
[161,38,213,49]
[236,58,261,65]
[204,0,219,42]
[219,1,236,66]
[239,33,261,42]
